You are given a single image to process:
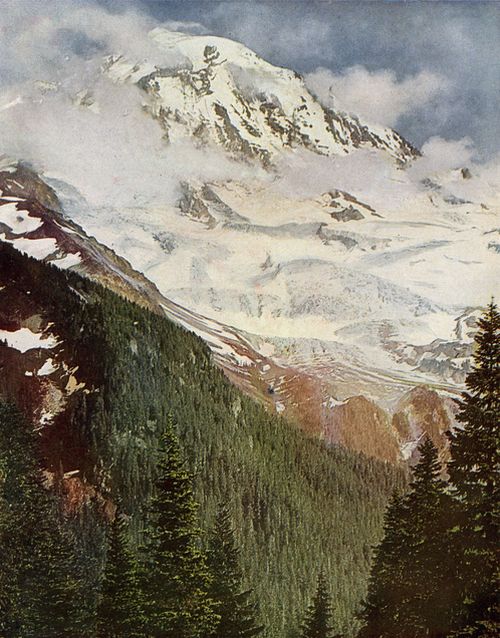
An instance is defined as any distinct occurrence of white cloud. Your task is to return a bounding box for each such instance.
[409,136,476,179]
[162,20,208,35]
[0,77,259,208]
[305,66,450,128]
[273,137,500,212]
[0,0,184,87]
[0,0,259,208]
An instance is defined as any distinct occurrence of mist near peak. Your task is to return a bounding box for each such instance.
[0,0,498,213]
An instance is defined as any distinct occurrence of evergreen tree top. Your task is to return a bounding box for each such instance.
[410,437,446,497]
[447,301,500,504]
[300,571,339,638]
[464,300,499,402]
[208,503,264,637]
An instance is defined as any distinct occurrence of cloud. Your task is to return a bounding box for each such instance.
[271,147,420,212]
[0,0,185,88]
[0,77,259,208]
[0,0,259,208]
[272,138,500,212]
[305,66,450,129]
[162,20,208,35]
[409,136,476,179]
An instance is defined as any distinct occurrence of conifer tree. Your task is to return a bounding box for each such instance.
[403,438,459,635]
[447,301,500,628]
[207,505,264,637]
[141,415,217,638]
[0,402,85,638]
[358,494,410,638]
[300,571,337,638]
[359,438,456,637]
[97,511,143,637]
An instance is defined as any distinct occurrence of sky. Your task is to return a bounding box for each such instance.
[91,0,500,161]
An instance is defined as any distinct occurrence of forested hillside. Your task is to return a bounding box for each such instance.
[0,242,405,636]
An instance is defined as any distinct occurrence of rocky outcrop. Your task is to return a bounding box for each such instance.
[330,205,364,222]
[393,386,457,464]
[327,396,401,463]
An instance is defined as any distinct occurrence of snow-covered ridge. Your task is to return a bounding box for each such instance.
[103,28,419,164]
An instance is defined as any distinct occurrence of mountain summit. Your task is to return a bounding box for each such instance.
[103,28,419,164]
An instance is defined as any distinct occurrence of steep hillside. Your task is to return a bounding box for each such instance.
[0,240,405,635]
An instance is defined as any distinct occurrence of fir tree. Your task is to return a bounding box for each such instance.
[359,438,456,638]
[358,494,410,638]
[97,511,143,637]
[0,402,85,638]
[207,505,264,637]
[141,415,217,638]
[447,301,500,628]
[300,571,337,638]
[403,438,459,636]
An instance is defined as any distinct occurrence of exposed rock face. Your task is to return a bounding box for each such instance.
[178,181,217,227]
[393,386,457,464]
[330,205,364,222]
[327,396,401,463]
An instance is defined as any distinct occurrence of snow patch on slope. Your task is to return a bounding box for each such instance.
[0,328,58,353]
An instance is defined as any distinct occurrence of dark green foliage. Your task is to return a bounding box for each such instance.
[97,512,143,638]
[448,601,500,638]
[359,438,456,637]
[141,416,217,637]
[357,494,408,638]
[404,439,460,634]
[207,505,264,637]
[447,301,500,630]
[0,402,86,638]
[359,303,500,637]
[0,242,405,636]
[300,571,338,638]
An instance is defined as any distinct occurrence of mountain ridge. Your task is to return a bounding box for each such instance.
[101,27,420,165]
[0,27,497,465]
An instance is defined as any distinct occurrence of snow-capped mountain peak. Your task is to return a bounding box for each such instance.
[103,28,419,165]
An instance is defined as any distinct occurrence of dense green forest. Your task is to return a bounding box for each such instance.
[0,243,406,637]
[2,241,496,637]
